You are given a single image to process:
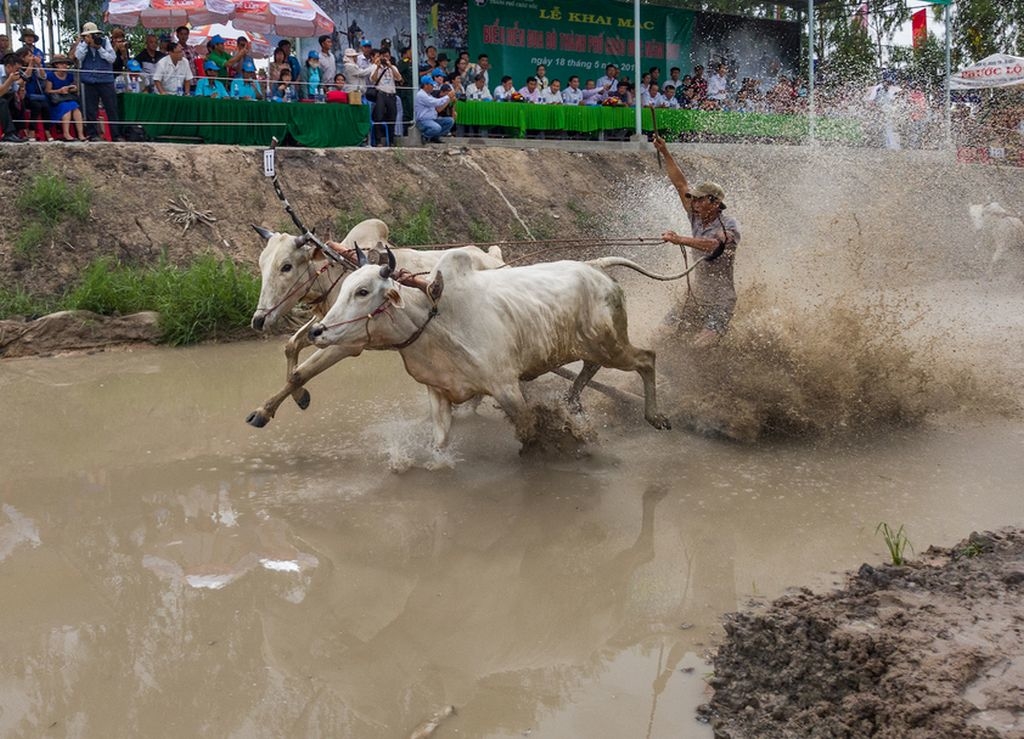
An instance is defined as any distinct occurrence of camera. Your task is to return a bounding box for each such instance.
[83,32,105,45]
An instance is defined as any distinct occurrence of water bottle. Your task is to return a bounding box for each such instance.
[315,85,325,103]
[175,83,184,96]
[115,74,126,94]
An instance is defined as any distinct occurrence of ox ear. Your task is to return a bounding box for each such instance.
[427,271,444,304]
[386,286,404,308]
[252,225,275,242]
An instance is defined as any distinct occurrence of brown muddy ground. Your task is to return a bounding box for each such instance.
[700,529,1024,738]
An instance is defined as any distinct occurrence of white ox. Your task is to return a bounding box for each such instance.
[968,202,1024,277]
[246,219,503,427]
[307,248,673,449]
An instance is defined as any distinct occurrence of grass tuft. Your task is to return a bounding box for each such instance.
[875,522,913,565]
[392,203,437,246]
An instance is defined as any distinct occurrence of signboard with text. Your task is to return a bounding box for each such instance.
[468,0,694,84]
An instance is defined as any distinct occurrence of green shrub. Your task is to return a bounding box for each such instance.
[334,206,371,238]
[56,256,259,345]
[16,173,91,227]
[392,203,436,246]
[14,222,49,256]
[0,287,54,318]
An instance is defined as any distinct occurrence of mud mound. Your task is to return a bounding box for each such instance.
[699,529,1024,738]
[0,310,161,358]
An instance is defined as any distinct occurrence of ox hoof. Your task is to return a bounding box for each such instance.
[246,410,270,428]
[647,413,672,430]
[294,389,311,410]
[564,395,584,416]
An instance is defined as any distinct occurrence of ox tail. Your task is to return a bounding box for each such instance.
[587,256,705,281]
[486,245,504,264]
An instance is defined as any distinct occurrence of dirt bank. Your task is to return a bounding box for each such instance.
[700,529,1024,738]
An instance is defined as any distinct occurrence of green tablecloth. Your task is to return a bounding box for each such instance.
[119,93,372,148]
[455,101,862,143]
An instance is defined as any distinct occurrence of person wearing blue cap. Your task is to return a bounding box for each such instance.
[153,42,193,95]
[414,74,455,143]
[302,50,321,99]
[124,58,145,93]
[194,59,229,98]
[230,59,263,100]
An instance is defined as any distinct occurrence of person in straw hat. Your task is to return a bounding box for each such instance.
[653,134,742,348]
[74,21,123,140]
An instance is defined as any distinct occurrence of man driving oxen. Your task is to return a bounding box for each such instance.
[653,135,742,348]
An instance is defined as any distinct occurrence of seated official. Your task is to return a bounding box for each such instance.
[493,75,514,101]
[465,73,492,101]
[230,59,263,100]
[561,76,583,105]
[195,59,228,97]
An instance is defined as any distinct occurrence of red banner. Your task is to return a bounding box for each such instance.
[912,9,926,50]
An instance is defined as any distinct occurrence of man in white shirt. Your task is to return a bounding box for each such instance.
[707,63,728,102]
[357,39,373,69]
[468,53,490,90]
[538,79,562,104]
[517,76,540,103]
[561,75,583,105]
[465,73,492,101]
[493,75,514,101]
[152,42,193,95]
[317,35,336,84]
[595,64,618,96]
[662,84,680,108]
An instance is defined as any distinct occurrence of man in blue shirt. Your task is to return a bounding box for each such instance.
[74,21,122,141]
[414,74,455,143]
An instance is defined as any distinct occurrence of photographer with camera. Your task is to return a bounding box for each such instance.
[74,22,122,141]
[0,53,29,142]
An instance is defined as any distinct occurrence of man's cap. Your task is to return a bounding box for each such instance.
[307,50,319,59]
[343,47,357,58]
[420,74,434,86]
[127,59,142,71]
[20,28,39,41]
[51,55,71,65]
[210,34,225,45]
[688,181,727,208]
[242,59,257,72]
[360,39,371,46]
[79,22,99,35]
[430,67,445,77]
[204,59,221,71]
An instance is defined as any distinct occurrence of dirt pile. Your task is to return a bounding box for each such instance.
[699,529,1024,738]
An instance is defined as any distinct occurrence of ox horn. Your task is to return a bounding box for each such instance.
[252,224,274,241]
[379,242,396,279]
[353,241,369,267]
[295,232,313,247]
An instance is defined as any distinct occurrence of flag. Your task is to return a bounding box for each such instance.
[912,9,927,49]
[852,2,869,31]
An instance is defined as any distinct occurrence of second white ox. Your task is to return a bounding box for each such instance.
[968,202,1024,277]
[307,247,673,449]
[246,218,503,427]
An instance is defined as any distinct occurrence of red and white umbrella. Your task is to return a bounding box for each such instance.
[187,22,274,58]
[231,0,334,38]
[106,0,235,29]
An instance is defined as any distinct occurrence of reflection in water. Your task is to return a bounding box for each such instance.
[2,266,1024,735]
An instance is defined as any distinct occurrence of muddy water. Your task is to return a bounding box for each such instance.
[2,306,1023,738]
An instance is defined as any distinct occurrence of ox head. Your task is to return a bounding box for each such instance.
[250,226,327,331]
[308,243,442,350]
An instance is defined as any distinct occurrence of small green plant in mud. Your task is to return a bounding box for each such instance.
[958,541,984,559]
[566,199,600,234]
[876,522,914,565]
[13,173,92,256]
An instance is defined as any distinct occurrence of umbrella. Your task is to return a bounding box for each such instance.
[188,22,274,58]
[106,0,235,28]
[230,0,334,38]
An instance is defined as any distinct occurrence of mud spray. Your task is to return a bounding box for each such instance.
[601,145,1023,442]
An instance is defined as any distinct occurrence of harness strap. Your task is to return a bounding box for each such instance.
[386,306,439,350]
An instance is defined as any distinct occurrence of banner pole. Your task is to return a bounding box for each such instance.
[634,0,641,139]
[807,0,815,145]
[944,2,951,149]
[3,0,11,47]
